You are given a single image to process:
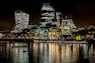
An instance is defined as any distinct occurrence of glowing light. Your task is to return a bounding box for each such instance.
[57,11,62,15]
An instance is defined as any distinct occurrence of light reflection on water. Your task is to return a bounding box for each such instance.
[32,43,80,63]
[0,42,95,63]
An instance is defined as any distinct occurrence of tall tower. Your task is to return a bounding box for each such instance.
[11,10,29,33]
[40,3,55,27]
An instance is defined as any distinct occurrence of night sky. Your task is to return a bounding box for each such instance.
[0,0,95,30]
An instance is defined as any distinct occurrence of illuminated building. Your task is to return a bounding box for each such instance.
[40,3,55,27]
[38,3,62,39]
[38,27,48,39]
[48,28,61,39]
[11,10,29,33]
[60,15,77,35]
[10,3,78,39]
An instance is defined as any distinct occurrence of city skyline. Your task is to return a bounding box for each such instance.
[0,0,95,30]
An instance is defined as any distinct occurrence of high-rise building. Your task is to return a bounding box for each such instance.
[38,3,62,39]
[40,3,55,27]
[11,10,29,33]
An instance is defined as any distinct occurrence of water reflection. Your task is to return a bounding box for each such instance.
[12,42,28,63]
[30,43,95,63]
[0,42,95,63]
[0,42,29,63]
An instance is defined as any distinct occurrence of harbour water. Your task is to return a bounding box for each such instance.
[0,41,95,63]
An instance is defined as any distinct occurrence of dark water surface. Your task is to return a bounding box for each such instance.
[0,42,95,63]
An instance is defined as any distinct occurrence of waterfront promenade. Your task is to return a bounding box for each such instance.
[0,38,87,44]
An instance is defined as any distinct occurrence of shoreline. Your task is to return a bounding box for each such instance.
[0,38,87,44]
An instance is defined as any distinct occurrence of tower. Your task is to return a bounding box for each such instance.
[11,10,29,33]
[40,3,55,27]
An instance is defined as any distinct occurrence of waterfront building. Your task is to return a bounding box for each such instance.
[38,27,48,39]
[38,3,60,39]
[28,25,39,39]
[48,27,61,39]
[60,15,77,35]
[9,3,78,39]
[40,3,55,27]
[11,10,29,33]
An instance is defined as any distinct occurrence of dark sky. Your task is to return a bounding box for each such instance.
[0,0,95,29]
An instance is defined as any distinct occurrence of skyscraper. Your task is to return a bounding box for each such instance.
[40,3,55,27]
[11,10,29,33]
